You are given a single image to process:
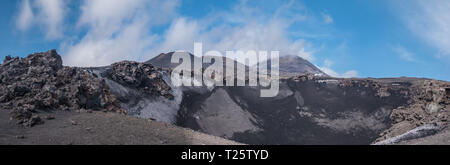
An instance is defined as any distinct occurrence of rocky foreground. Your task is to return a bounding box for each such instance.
[0,50,123,126]
[0,50,173,126]
[1,50,449,145]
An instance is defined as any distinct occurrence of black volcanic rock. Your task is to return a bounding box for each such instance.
[0,50,125,126]
[105,61,173,100]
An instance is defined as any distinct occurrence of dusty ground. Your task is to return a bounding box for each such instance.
[0,109,241,145]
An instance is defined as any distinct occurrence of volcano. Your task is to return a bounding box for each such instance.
[1,50,449,145]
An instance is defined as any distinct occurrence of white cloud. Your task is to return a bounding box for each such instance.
[65,0,314,66]
[34,0,66,39]
[341,70,358,78]
[15,0,67,39]
[16,0,34,31]
[156,18,200,53]
[62,19,157,67]
[297,48,315,62]
[206,21,310,58]
[78,0,147,35]
[401,0,450,57]
[318,59,358,78]
[155,0,313,65]
[62,0,179,67]
[393,45,415,62]
[322,12,333,24]
[14,0,331,68]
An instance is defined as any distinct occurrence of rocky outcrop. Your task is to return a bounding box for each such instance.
[0,50,125,126]
[374,79,450,143]
[105,61,173,100]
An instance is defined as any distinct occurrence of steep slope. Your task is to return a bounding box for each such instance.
[145,52,250,84]
[278,55,327,77]
[146,52,248,71]
[252,55,328,77]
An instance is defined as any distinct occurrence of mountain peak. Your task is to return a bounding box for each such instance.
[278,55,327,77]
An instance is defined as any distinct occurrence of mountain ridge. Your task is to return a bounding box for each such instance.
[146,52,328,77]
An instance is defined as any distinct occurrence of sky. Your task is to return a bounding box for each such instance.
[1,0,449,80]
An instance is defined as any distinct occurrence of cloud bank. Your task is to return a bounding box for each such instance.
[393,45,416,62]
[14,0,358,77]
[62,0,179,66]
[16,0,67,39]
[16,0,34,31]
[401,0,450,58]
[15,0,315,66]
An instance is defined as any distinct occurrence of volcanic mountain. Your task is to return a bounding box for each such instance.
[1,50,449,145]
[147,52,328,77]
[145,52,247,71]
[277,55,327,77]
[145,52,199,69]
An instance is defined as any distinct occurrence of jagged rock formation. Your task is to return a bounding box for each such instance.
[0,50,125,126]
[86,61,180,123]
[0,50,170,127]
[105,61,173,100]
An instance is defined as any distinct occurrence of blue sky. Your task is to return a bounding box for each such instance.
[1,0,449,80]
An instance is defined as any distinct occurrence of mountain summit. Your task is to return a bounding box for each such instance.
[147,52,327,77]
